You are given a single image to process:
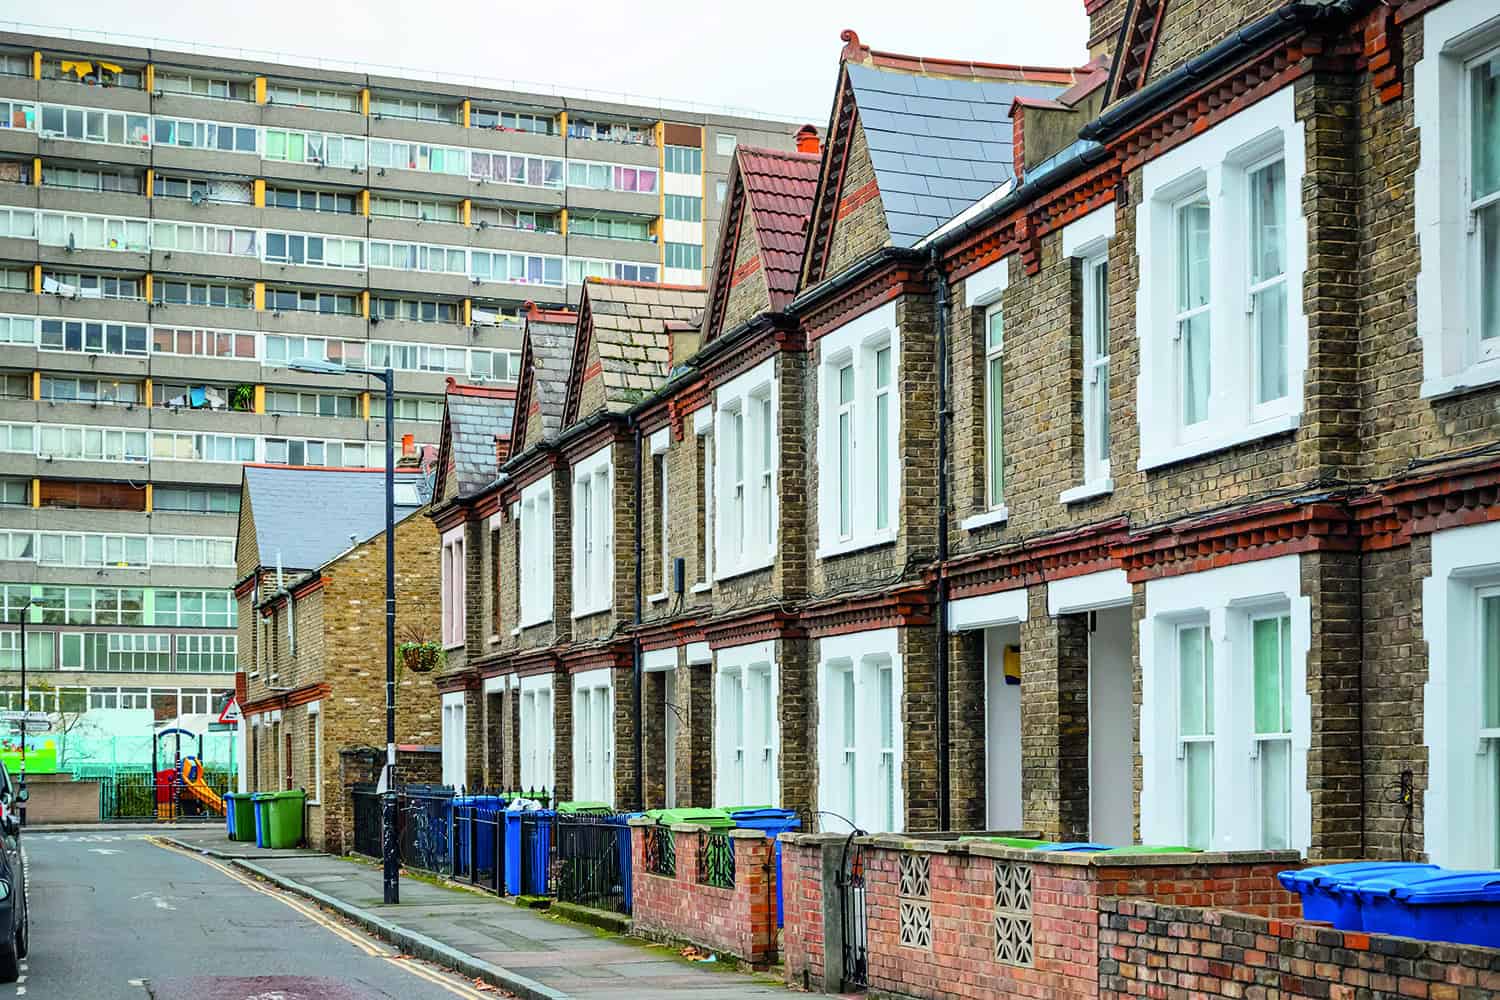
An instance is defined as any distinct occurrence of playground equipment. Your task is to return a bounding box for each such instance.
[179,757,223,814]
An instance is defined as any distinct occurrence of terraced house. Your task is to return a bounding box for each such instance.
[432,0,1500,869]
[0,26,797,728]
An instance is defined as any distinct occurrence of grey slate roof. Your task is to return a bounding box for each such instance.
[242,466,428,571]
[527,317,577,442]
[445,390,515,498]
[846,62,1067,247]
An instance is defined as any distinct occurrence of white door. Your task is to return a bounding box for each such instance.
[664,670,677,808]
[1089,606,1134,845]
[984,626,1023,830]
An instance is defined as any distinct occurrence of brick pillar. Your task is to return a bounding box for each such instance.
[613,663,639,811]
[949,628,987,831]
[686,660,713,807]
[902,626,940,832]
[1020,586,1090,841]
[778,639,813,818]
[1303,550,1364,857]
[463,687,483,792]
[552,671,573,804]
[484,688,504,789]
[730,830,777,964]
[643,669,667,808]
[506,683,521,791]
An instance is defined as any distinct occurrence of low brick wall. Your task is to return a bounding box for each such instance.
[629,820,777,965]
[781,833,1302,998]
[24,773,101,824]
[1099,896,1500,997]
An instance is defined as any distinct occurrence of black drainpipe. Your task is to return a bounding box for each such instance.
[930,247,952,832]
[631,415,645,811]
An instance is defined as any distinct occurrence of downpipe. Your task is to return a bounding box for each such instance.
[930,248,952,831]
[631,415,645,811]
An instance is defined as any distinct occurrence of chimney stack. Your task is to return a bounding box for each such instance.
[401,433,415,458]
[795,125,821,155]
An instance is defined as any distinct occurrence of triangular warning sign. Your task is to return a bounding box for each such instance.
[216,696,242,725]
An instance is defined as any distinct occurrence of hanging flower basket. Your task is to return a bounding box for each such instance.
[398,641,445,674]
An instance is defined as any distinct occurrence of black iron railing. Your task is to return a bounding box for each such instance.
[98,770,232,822]
[643,823,675,877]
[552,814,632,913]
[452,797,506,895]
[697,830,736,889]
[351,782,381,857]
[397,784,455,876]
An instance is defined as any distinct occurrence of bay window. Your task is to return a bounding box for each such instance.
[715,643,778,808]
[816,302,899,557]
[1136,86,1306,468]
[571,447,613,617]
[818,629,903,834]
[714,359,776,579]
[518,478,554,628]
[572,669,614,806]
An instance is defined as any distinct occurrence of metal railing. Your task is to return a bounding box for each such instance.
[397,784,455,876]
[350,782,381,857]
[452,797,505,895]
[697,830,736,889]
[551,814,632,914]
[98,770,231,822]
[643,823,675,878]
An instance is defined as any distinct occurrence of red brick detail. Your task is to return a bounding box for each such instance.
[800,584,934,637]
[800,260,928,343]
[581,359,603,383]
[632,617,707,652]
[1117,500,1361,583]
[1016,214,1042,275]
[1362,3,1404,104]
[804,71,859,287]
[701,608,805,650]
[1011,104,1026,183]
[944,517,1131,601]
[836,178,881,221]
[243,681,331,718]
[630,825,778,965]
[434,672,479,693]
[559,640,633,674]
[667,378,712,442]
[730,253,763,288]
[1109,0,1171,103]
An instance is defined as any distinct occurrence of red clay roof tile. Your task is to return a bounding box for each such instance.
[735,146,821,310]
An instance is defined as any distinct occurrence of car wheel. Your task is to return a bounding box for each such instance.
[15,901,26,959]
[0,939,18,983]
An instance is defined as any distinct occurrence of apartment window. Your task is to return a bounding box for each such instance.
[150,431,255,463]
[696,425,713,587]
[518,478,554,628]
[154,279,254,309]
[717,179,728,203]
[473,250,564,286]
[471,107,555,134]
[468,350,520,384]
[39,425,148,462]
[41,212,149,252]
[372,95,460,123]
[519,675,554,791]
[818,629,902,833]
[652,446,669,595]
[564,257,657,285]
[716,644,777,807]
[266,186,357,215]
[0,316,33,346]
[565,161,659,194]
[371,396,444,423]
[35,104,149,146]
[152,117,257,153]
[1252,614,1293,850]
[441,692,467,789]
[1083,256,1112,486]
[152,487,240,515]
[571,447,613,617]
[40,319,148,357]
[151,326,255,360]
[442,526,466,648]
[468,151,563,187]
[714,360,776,579]
[265,390,358,419]
[150,221,255,256]
[370,139,470,176]
[665,243,702,271]
[151,536,234,568]
[306,703,323,804]
[664,195,702,223]
[569,213,651,241]
[572,670,614,806]
[0,375,25,400]
[263,129,365,168]
[264,232,364,269]
[41,376,141,405]
[175,636,236,673]
[489,524,502,636]
[0,423,35,454]
[263,438,373,469]
[44,164,139,194]
[371,195,461,223]
[372,296,459,324]
[716,133,737,156]
[0,479,27,506]
[266,290,359,317]
[367,341,466,374]
[0,208,34,239]
[266,84,357,112]
[984,302,1006,510]
[1139,87,1305,467]
[664,145,702,174]
[154,71,252,101]
[817,302,899,557]
[1177,623,1214,850]
[155,590,234,628]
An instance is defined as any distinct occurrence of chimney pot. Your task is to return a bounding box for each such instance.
[795,125,821,155]
[401,433,415,457]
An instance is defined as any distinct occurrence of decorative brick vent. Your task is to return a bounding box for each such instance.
[993,861,1033,967]
[898,852,933,950]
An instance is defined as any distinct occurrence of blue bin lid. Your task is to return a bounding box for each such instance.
[1281,862,1439,892]
[1364,871,1500,904]
[1035,842,1111,852]
[729,808,799,819]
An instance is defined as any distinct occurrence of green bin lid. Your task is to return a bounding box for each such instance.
[656,807,734,828]
[718,804,772,814]
[557,800,611,815]
[960,836,1052,849]
[1097,845,1200,855]
[261,789,306,801]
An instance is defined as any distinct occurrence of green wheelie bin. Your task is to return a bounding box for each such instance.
[226,792,256,841]
[261,789,307,848]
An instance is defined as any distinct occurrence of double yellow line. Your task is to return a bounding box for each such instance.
[148,838,490,999]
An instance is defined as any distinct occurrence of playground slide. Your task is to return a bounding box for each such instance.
[180,757,223,814]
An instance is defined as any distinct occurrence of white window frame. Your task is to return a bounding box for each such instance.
[306,700,323,804]
[441,524,466,649]
[518,673,555,793]
[815,302,900,558]
[1140,555,1310,853]
[571,668,614,807]
[713,641,779,808]
[570,445,613,618]
[713,359,776,580]
[1062,204,1116,503]
[650,429,670,601]
[695,408,714,590]
[441,691,467,789]
[1135,85,1307,470]
[961,257,1011,530]
[816,628,903,834]
[518,477,554,628]
[1422,519,1500,868]
[1415,0,1500,397]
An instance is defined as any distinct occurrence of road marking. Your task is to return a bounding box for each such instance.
[147,839,490,999]
[87,849,121,856]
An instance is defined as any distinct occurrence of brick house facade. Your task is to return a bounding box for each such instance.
[234,465,442,852]
[434,0,1500,869]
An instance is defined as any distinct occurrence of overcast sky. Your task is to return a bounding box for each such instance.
[17,1,1090,122]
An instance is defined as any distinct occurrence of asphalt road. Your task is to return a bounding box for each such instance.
[18,831,503,1000]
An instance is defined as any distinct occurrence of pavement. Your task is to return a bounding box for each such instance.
[162,829,789,999]
[21,829,503,999]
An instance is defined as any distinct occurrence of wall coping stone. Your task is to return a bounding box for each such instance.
[727,828,769,841]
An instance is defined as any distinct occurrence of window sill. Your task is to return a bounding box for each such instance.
[648,592,668,605]
[959,507,1009,533]
[1137,413,1300,472]
[1420,362,1500,401]
[714,555,774,584]
[1059,480,1114,505]
[571,604,610,621]
[691,582,712,594]
[442,641,464,652]
[816,528,897,560]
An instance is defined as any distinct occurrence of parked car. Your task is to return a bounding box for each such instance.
[0,765,30,982]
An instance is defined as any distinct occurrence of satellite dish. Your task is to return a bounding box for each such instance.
[190,189,206,206]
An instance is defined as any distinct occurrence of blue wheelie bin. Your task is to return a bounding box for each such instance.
[1034,842,1112,853]
[1357,871,1500,947]
[729,808,802,928]
[1278,862,1440,930]
[504,808,555,896]
[251,792,270,847]
[453,795,505,879]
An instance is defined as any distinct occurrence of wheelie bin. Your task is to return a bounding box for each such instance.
[260,789,306,849]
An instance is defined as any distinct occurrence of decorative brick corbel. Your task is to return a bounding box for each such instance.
[1363,3,1403,104]
[1017,214,1042,275]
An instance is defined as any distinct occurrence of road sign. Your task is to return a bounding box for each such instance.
[207,722,236,732]
[216,696,242,726]
[11,720,50,734]
[0,711,49,724]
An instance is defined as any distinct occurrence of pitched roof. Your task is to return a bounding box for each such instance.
[563,279,706,425]
[509,304,578,454]
[241,465,429,570]
[434,380,516,505]
[803,30,1084,280]
[738,148,821,307]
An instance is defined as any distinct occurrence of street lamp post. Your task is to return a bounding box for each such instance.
[290,359,398,904]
